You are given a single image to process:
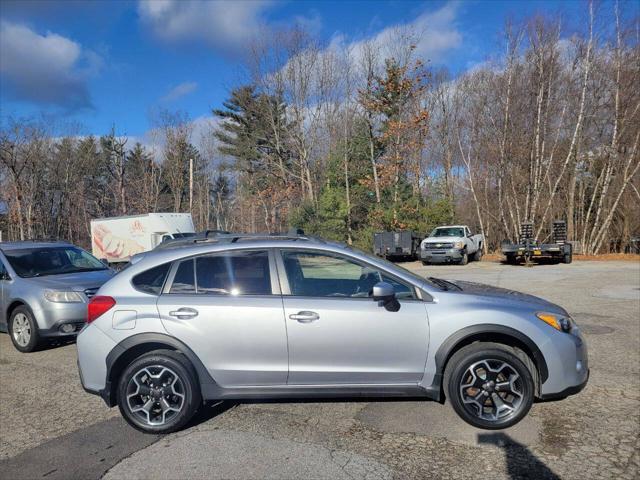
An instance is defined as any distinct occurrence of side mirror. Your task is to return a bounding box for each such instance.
[372,281,400,312]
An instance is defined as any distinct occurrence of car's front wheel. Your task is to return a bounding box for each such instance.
[9,306,40,353]
[445,343,535,429]
[117,350,201,434]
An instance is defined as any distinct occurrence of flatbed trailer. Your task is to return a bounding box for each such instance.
[501,221,573,265]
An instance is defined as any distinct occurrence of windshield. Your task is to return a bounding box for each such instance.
[430,227,464,238]
[3,246,108,278]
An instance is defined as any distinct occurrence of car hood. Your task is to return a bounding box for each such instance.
[28,269,115,291]
[423,236,461,244]
[446,280,567,315]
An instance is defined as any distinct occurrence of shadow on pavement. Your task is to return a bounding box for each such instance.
[478,432,559,480]
[186,400,238,428]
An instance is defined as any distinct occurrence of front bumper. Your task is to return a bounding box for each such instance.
[39,321,85,337]
[33,301,87,334]
[420,248,464,263]
[539,328,589,399]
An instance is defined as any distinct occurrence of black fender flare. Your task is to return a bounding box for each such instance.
[430,324,549,400]
[102,332,218,406]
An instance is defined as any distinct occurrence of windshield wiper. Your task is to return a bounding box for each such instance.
[428,277,461,291]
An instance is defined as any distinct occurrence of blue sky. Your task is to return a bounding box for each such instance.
[0,0,633,139]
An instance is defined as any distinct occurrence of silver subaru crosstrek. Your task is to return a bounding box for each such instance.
[0,241,114,352]
[77,233,588,433]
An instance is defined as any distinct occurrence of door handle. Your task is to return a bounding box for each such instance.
[289,311,319,323]
[169,307,199,319]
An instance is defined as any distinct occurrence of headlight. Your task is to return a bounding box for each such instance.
[454,241,464,249]
[536,312,573,332]
[44,290,84,303]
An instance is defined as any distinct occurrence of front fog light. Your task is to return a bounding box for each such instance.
[60,324,75,333]
[44,290,84,303]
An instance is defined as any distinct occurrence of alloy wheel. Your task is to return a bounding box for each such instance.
[12,313,31,347]
[125,366,186,426]
[459,359,524,422]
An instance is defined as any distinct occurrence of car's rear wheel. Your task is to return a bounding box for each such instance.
[473,248,483,262]
[118,350,201,434]
[9,306,40,353]
[445,343,535,429]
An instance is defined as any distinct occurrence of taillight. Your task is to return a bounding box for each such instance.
[87,296,116,324]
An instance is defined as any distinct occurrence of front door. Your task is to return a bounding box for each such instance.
[157,249,288,387]
[278,249,429,385]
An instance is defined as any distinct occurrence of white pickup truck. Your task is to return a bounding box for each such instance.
[420,225,484,265]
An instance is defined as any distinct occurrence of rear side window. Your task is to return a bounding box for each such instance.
[132,263,170,295]
[166,250,272,295]
[170,259,196,294]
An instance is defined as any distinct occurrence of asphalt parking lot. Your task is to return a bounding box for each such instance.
[1,260,638,479]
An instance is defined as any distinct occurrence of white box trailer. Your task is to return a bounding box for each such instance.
[91,213,195,264]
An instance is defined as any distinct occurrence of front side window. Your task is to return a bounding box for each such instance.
[3,246,107,278]
[281,250,415,299]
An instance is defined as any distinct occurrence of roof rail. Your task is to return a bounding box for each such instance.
[154,229,322,251]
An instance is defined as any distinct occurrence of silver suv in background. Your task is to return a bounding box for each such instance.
[0,241,114,352]
[77,233,588,433]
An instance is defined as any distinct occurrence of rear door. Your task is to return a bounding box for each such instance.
[0,259,8,327]
[278,249,429,385]
[156,249,288,387]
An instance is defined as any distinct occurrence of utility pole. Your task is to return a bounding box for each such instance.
[189,158,193,214]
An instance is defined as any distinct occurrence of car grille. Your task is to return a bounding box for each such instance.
[84,287,99,298]
[424,242,454,250]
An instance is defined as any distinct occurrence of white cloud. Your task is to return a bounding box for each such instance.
[137,0,273,55]
[0,21,100,110]
[334,2,462,66]
[161,81,198,102]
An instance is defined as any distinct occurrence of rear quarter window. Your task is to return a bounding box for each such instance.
[131,263,171,295]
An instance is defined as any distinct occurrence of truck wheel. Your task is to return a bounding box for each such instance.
[505,254,517,265]
[9,306,41,353]
[473,249,483,262]
[422,260,430,266]
[563,249,573,264]
[445,342,535,429]
[459,252,468,266]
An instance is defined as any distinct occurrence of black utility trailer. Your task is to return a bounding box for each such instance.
[501,221,572,265]
[373,231,421,261]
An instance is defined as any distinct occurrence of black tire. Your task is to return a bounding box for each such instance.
[459,252,469,266]
[473,248,483,262]
[444,342,536,430]
[9,306,40,353]
[562,246,573,264]
[117,350,201,434]
[505,254,517,265]
[422,260,430,266]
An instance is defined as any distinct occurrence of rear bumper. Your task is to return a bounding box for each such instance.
[77,324,117,401]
